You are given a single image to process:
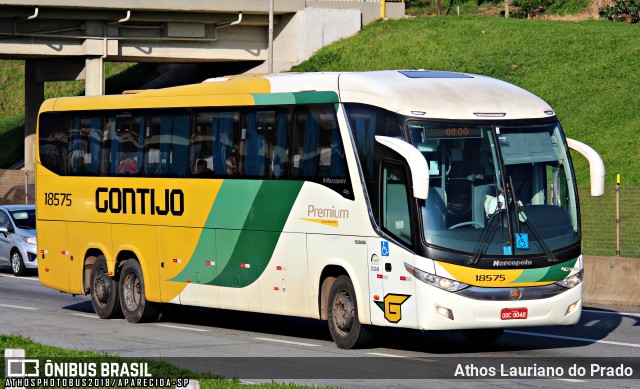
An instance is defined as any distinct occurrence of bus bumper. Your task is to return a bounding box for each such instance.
[415,282,582,330]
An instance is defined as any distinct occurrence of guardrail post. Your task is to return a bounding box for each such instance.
[616,173,620,256]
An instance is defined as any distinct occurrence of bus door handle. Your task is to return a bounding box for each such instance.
[385,263,392,272]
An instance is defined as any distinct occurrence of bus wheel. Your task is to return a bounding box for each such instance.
[119,259,159,323]
[90,256,122,319]
[462,328,504,344]
[327,275,372,349]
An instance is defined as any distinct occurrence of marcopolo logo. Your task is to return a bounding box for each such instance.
[95,187,184,216]
[492,260,533,267]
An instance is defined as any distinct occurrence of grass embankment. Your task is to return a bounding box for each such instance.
[0,16,637,256]
[291,16,640,186]
[0,334,317,389]
[290,16,640,257]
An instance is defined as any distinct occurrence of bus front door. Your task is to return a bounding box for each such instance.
[367,238,417,328]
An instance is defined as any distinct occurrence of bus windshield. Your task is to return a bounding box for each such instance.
[409,121,579,257]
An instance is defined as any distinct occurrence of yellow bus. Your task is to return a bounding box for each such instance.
[37,70,604,349]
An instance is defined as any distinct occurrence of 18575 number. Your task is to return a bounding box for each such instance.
[475,274,506,282]
[44,192,72,206]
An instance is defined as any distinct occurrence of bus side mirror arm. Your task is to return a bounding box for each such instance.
[375,136,430,200]
[566,138,605,196]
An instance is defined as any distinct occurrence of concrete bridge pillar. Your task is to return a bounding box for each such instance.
[24,61,44,171]
[85,57,105,96]
[23,58,94,170]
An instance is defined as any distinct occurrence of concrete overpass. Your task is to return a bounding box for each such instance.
[0,0,405,170]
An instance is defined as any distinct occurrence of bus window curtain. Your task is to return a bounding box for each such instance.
[70,117,82,173]
[90,117,102,174]
[330,116,345,177]
[212,114,234,173]
[109,116,119,175]
[244,112,266,176]
[302,111,320,177]
[272,111,288,178]
[159,115,172,174]
[171,114,189,175]
[354,115,376,177]
[135,117,145,174]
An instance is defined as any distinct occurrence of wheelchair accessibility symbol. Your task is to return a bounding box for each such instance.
[381,241,389,256]
[515,233,529,250]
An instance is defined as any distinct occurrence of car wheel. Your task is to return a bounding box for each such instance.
[11,250,26,276]
[327,275,373,349]
[90,256,122,319]
[119,259,160,323]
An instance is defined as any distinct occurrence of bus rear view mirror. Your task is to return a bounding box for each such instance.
[566,138,605,196]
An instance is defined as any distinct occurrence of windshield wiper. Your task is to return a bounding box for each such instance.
[469,196,506,265]
[509,176,557,263]
[513,202,558,263]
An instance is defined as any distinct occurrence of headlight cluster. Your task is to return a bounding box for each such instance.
[555,269,583,289]
[404,263,469,292]
[21,235,37,246]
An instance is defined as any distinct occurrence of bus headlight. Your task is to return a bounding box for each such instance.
[555,269,583,289]
[404,263,469,292]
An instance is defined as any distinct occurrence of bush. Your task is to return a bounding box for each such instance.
[599,0,640,22]
[511,0,555,17]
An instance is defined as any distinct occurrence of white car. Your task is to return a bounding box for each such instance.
[0,205,37,276]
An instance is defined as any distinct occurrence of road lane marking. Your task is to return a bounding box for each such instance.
[557,379,587,383]
[155,323,210,332]
[254,337,320,347]
[70,313,100,319]
[505,330,640,348]
[583,309,640,317]
[0,303,37,310]
[366,352,406,358]
[584,320,600,327]
[0,273,39,281]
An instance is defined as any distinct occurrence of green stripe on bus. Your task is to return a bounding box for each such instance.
[210,181,303,287]
[171,180,303,288]
[252,91,339,106]
[252,92,296,105]
[292,91,339,104]
[512,258,578,283]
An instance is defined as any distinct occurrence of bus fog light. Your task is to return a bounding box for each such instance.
[565,301,580,316]
[436,305,454,320]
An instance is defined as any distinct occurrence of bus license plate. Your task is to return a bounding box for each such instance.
[501,308,528,320]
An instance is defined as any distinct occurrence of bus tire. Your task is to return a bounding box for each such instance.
[327,275,372,349]
[119,259,159,323]
[89,256,122,319]
[462,328,504,344]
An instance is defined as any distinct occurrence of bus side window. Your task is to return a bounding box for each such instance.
[107,112,145,176]
[38,112,69,176]
[146,110,190,177]
[291,104,345,179]
[191,110,239,177]
[67,115,101,176]
[382,163,412,246]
